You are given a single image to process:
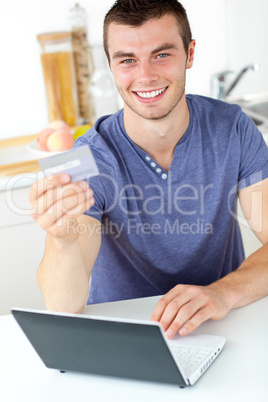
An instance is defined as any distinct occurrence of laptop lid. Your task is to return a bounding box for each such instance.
[12,308,187,386]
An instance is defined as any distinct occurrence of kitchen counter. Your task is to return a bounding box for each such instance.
[0,134,47,191]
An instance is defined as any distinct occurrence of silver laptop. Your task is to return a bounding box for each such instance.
[12,308,225,387]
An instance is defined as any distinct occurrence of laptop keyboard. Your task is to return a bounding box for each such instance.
[169,344,213,376]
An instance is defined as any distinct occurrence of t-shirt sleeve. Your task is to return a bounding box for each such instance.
[73,135,117,222]
[237,111,268,190]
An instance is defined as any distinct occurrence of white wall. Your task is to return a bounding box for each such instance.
[0,0,266,140]
[182,0,229,96]
[226,0,268,97]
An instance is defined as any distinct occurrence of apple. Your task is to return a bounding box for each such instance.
[48,120,70,132]
[46,129,74,152]
[37,128,54,151]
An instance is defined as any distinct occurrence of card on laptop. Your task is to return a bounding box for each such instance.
[38,144,99,182]
[12,308,226,387]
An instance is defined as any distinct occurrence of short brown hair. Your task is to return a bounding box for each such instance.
[103,0,192,63]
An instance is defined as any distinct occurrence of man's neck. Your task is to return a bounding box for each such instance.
[123,97,190,171]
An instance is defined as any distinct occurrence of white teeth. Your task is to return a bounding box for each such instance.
[136,87,166,99]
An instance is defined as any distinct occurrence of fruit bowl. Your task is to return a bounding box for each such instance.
[26,140,64,157]
[27,121,93,157]
[30,120,75,156]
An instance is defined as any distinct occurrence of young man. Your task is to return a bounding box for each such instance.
[29,0,268,339]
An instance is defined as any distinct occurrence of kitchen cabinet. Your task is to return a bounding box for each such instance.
[0,186,46,315]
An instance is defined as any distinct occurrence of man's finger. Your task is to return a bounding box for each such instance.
[150,284,186,321]
[29,174,71,203]
[34,189,94,231]
[161,297,204,335]
[178,306,211,336]
[32,181,91,215]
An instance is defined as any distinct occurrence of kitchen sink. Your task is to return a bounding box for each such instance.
[225,92,268,142]
[245,101,268,118]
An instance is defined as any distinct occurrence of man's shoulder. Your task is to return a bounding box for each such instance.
[186,94,251,137]
[186,94,242,116]
[74,111,123,172]
[80,110,123,144]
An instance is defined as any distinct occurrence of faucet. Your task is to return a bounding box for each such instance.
[211,63,259,100]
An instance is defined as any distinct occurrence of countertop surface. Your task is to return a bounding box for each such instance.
[0,137,48,191]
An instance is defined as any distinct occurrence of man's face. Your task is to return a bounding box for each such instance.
[107,14,195,121]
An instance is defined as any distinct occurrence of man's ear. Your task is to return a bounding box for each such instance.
[186,39,196,69]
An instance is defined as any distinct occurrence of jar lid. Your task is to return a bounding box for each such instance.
[37,31,72,44]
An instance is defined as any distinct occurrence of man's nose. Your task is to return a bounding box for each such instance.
[138,60,159,83]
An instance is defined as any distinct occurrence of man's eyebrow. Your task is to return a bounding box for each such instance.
[112,43,178,60]
[112,51,136,60]
[151,43,178,54]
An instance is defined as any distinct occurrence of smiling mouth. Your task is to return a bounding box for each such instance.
[134,87,167,99]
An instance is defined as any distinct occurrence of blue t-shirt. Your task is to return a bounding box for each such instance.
[74,95,268,304]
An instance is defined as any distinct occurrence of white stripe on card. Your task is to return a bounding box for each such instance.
[44,159,81,175]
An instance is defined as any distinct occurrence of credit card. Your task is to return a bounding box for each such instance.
[38,144,99,182]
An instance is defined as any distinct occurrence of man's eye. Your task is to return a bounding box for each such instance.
[122,59,134,64]
[157,53,168,58]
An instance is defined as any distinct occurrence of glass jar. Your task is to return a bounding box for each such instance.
[37,31,78,126]
[69,3,95,124]
[88,45,120,120]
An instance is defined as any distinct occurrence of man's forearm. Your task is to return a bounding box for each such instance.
[209,242,268,310]
[37,234,90,313]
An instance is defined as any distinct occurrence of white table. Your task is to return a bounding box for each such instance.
[1,295,268,402]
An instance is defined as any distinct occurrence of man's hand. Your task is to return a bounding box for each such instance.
[29,174,95,243]
[150,284,231,338]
